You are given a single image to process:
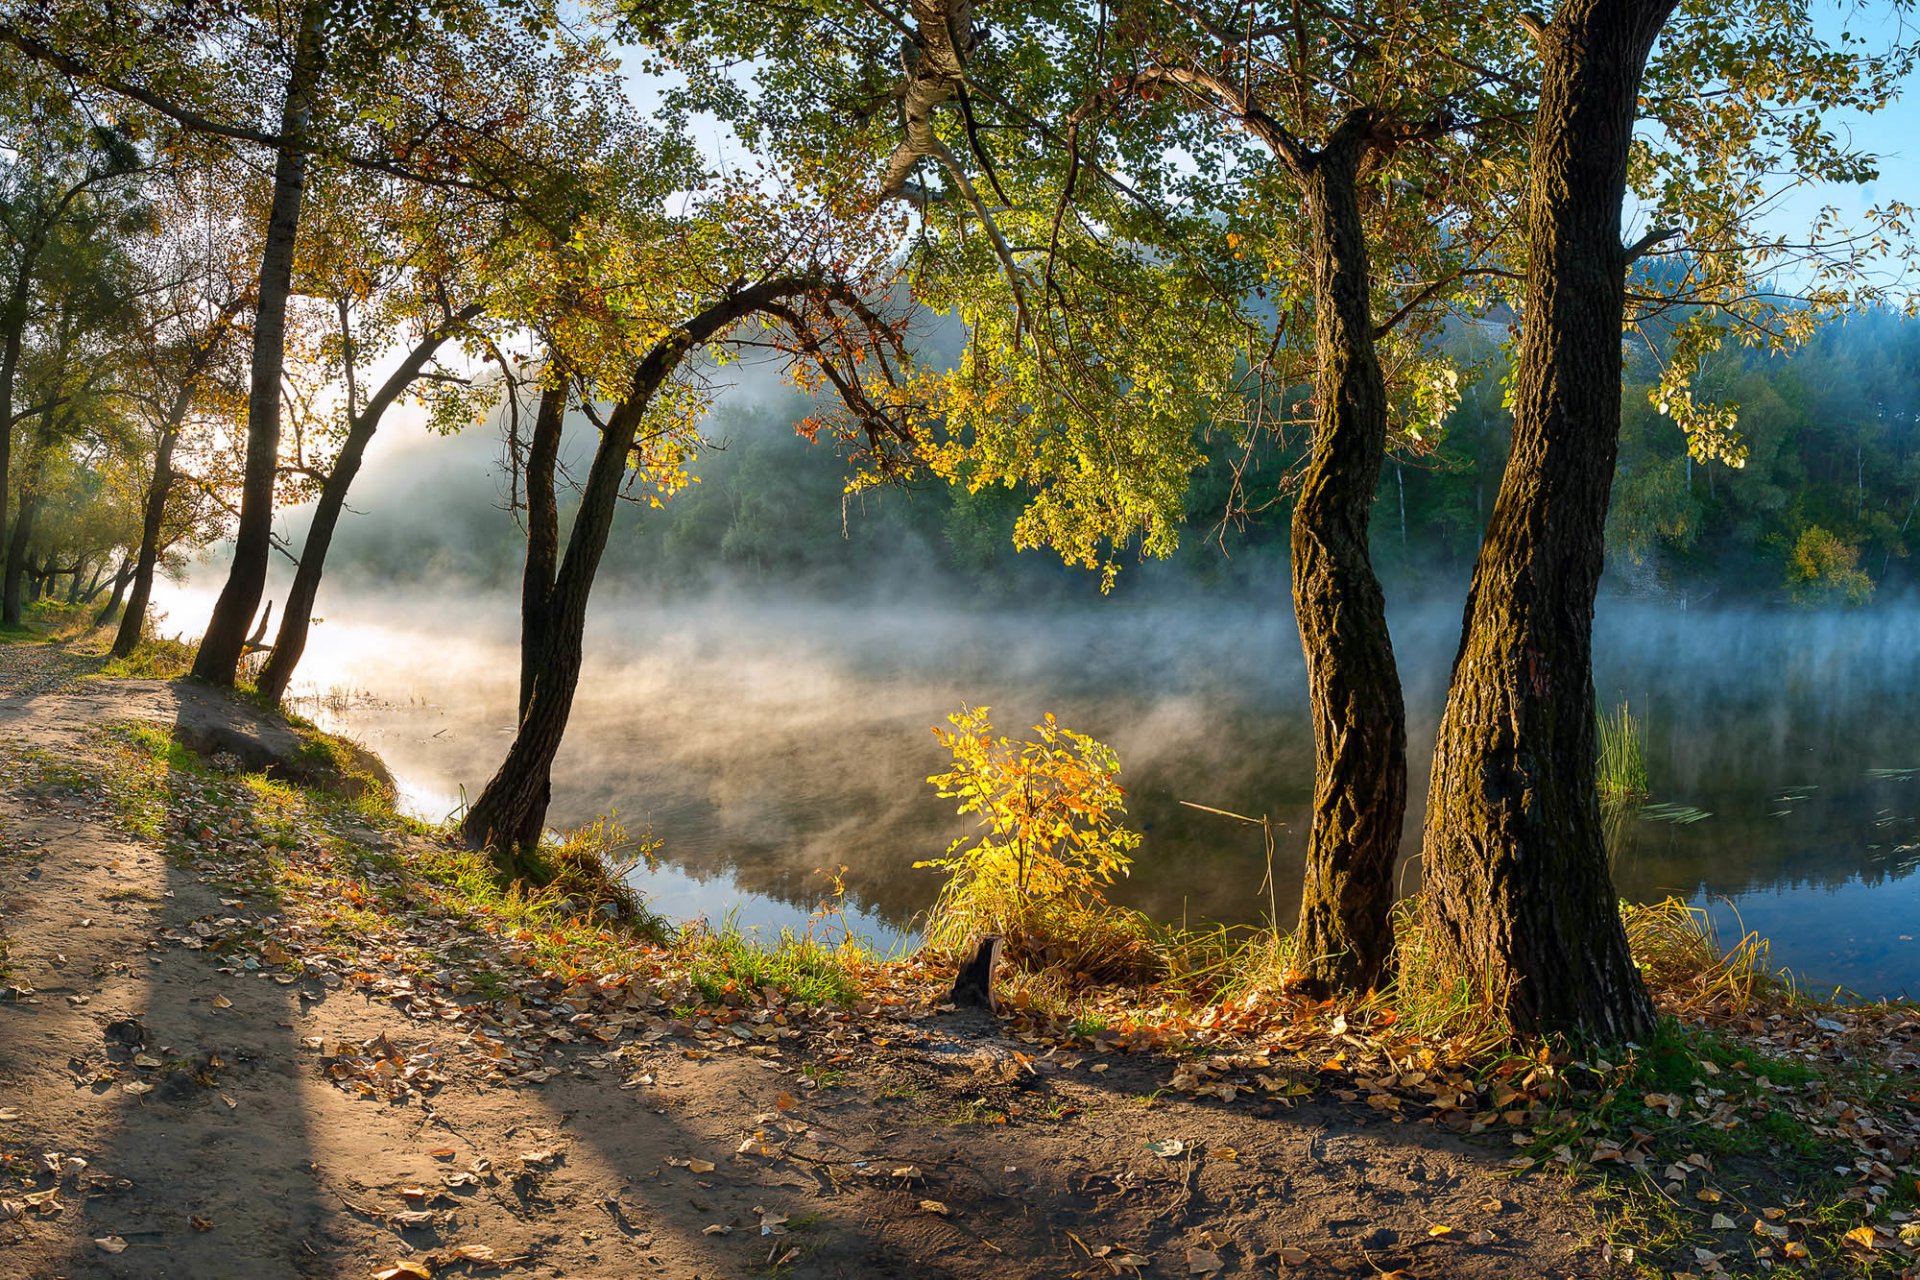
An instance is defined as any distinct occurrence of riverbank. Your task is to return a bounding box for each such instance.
[1,632,1915,1278]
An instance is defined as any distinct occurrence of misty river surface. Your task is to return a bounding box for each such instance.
[155,584,1920,998]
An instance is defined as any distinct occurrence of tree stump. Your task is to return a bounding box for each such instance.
[948,935,1003,1012]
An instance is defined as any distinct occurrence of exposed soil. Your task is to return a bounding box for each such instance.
[0,643,1618,1278]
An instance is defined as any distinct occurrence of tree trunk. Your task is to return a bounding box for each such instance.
[113,415,183,658]
[93,556,132,627]
[462,278,824,878]
[191,4,325,686]
[2,487,40,627]
[1288,114,1407,994]
[256,304,481,703]
[461,390,639,874]
[516,378,567,720]
[0,262,31,580]
[113,299,246,659]
[1418,0,1674,1042]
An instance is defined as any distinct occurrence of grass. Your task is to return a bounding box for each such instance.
[97,632,195,680]
[1597,700,1650,801]
[684,921,866,1007]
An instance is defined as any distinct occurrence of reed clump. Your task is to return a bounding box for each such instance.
[1597,700,1650,801]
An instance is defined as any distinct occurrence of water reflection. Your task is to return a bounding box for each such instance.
[151,580,1920,997]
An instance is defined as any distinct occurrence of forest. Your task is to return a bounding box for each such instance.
[3,1,1920,1275]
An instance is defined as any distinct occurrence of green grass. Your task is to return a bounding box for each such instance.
[1597,700,1650,801]
[684,923,864,1007]
[97,633,194,679]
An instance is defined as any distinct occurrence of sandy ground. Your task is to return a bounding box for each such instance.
[0,644,1613,1278]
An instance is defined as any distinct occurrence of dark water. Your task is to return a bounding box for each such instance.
[157,583,1920,998]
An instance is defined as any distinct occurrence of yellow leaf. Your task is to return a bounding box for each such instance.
[1428,1224,1457,1238]
[919,1200,950,1216]
[372,1263,431,1280]
[212,994,232,1009]
[1843,1226,1879,1250]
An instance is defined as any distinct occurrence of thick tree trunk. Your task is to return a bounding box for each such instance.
[1418,0,1675,1042]
[256,305,480,703]
[191,4,324,686]
[1288,115,1408,995]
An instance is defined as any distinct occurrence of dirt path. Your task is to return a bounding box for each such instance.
[0,649,1613,1278]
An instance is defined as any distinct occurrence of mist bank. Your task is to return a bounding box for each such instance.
[148,571,1920,995]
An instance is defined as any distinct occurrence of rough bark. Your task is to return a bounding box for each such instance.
[191,3,325,685]
[1288,112,1407,994]
[1418,0,1675,1042]
[255,304,481,703]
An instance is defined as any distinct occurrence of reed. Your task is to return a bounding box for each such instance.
[1596,700,1650,801]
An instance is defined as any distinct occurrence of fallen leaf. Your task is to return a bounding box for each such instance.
[1185,1246,1223,1273]
[688,1158,715,1175]
[212,994,233,1009]
[190,1215,213,1231]
[774,1092,797,1111]
[426,1147,456,1161]
[1710,1213,1736,1230]
[702,1224,731,1236]
[1843,1226,1879,1251]
[373,1263,432,1280]
[1428,1224,1457,1238]
[122,1081,152,1096]
[919,1199,950,1216]
[94,1236,128,1254]
[444,1245,498,1263]
[1145,1138,1187,1159]
[1275,1245,1312,1266]
[1208,1148,1238,1162]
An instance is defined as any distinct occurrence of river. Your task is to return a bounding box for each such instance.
[150,579,1920,997]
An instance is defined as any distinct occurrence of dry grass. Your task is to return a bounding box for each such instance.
[1623,896,1796,1020]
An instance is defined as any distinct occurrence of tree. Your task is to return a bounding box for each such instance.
[1419,0,1913,1038]
[1,0,597,684]
[638,0,1532,991]
[1115,2,1529,992]
[0,60,144,610]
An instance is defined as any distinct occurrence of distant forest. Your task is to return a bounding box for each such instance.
[327,309,1920,607]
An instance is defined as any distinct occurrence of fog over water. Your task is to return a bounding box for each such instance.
[150,573,1920,998]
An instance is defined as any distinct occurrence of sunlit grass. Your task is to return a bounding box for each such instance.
[97,632,195,679]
